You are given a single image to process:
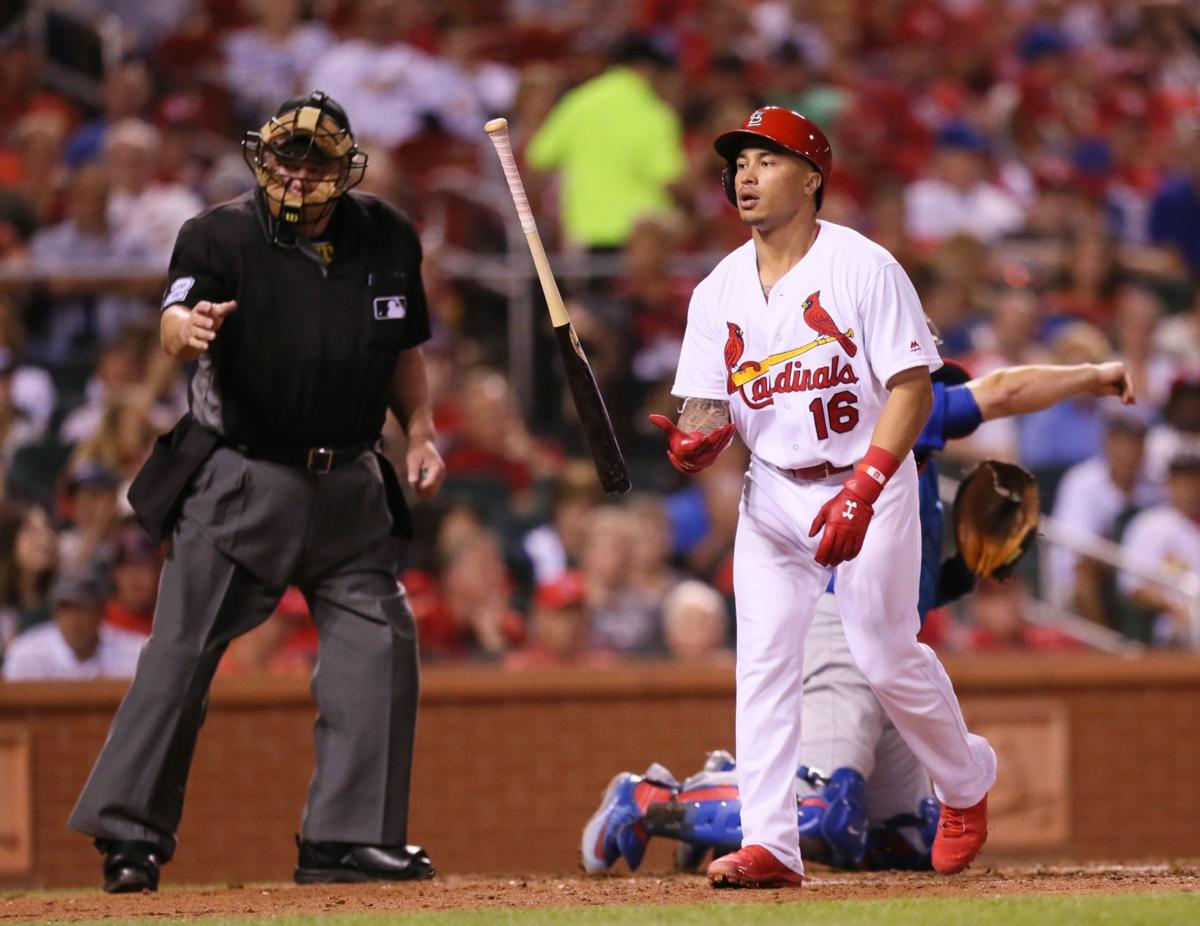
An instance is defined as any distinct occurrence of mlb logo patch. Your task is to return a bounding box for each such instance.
[373,295,407,320]
[163,276,195,307]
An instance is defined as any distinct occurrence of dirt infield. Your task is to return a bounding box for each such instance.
[1,864,1197,922]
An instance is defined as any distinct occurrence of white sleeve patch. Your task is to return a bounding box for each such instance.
[163,276,195,307]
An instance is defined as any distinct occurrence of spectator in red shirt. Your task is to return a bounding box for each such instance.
[103,524,162,637]
[441,368,562,499]
[964,578,1085,652]
[218,587,316,677]
[57,461,122,574]
[1044,231,1124,328]
[0,31,78,140]
[505,571,613,670]
[414,530,525,662]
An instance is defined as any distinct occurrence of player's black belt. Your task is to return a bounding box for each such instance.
[236,442,371,474]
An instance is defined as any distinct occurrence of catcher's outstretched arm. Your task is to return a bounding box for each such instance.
[967,361,1134,421]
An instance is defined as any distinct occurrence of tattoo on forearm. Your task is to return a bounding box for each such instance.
[678,398,731,434]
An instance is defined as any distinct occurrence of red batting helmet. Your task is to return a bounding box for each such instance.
[715,106,833,210]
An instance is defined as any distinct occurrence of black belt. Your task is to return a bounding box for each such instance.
[237,442,371,474]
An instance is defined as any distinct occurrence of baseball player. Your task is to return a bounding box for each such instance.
[647,105,998,888]
[584,357,1135,874]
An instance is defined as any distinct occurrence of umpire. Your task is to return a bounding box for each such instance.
[68,91,445,892]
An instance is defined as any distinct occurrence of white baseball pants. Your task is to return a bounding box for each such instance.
[732,455,995,875]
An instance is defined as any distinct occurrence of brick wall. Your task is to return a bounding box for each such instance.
[2,654,1199,888]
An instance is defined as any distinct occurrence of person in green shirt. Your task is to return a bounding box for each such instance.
[527,36,686,250]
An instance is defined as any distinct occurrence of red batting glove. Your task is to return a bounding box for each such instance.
[808,445,900,567]
[648,414,736,474]
[808,480,875,566]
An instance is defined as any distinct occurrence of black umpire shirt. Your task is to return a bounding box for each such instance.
[162,190,431,450]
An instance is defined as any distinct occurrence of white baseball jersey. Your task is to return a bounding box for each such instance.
[670,220,994,876]
[673,220,941,469]
[2,622,145,681]
[1119,503,1200,644]
[1048,457,1161,607]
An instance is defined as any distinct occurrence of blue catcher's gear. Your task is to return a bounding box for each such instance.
[580,764,678,874]
[864,796,940,871]
[645,764,743,857]
[667,750,739,870]
[651,759,870,872]
[703,749,736,772]
[796,767,869,868]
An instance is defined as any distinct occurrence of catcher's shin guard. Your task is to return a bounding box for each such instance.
[645,785,743,851]
[659,750,742,870]
[796,767,869,868]
[581,765,677,874]
[646,752,743,855]
[864,796,939,871]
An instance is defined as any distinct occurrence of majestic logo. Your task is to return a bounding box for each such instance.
[723,321,859,410]
[801,291,857,357]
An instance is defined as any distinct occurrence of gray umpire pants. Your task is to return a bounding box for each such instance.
[68,446,419,859]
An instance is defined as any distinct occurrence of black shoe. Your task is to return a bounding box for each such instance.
[99,840,161,893]
[294,840,436,884]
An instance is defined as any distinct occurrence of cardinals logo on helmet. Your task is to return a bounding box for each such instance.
[802,291,856,357]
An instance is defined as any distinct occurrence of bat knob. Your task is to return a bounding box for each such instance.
[484,117,509,135]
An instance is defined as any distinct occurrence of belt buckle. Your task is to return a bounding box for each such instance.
[820,461,833,479]
[306,447,334,474]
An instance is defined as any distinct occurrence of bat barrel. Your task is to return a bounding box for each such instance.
[554,325,631,496]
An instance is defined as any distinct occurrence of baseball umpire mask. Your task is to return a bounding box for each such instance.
[242,90,367,241]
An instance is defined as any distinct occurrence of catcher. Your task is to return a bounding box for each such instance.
[583,355,1133,875]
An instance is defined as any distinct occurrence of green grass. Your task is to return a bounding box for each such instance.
[67,892,1200,926]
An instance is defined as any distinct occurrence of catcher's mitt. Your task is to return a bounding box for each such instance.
[953,460,1040,579]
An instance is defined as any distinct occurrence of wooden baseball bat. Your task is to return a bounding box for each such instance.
[484,117,631,496]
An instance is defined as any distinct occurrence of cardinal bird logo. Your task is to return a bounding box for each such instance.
[802,291,857,357]
[724,322,747,392]
[724,322,744,369]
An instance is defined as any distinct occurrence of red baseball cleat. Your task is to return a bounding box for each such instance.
[706,845,804,889]
[931,794,988,874]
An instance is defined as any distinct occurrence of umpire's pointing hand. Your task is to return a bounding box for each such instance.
[162,300,237,361]
[183,300,238,352]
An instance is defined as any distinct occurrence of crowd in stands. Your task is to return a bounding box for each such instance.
[0,0,1199,680]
